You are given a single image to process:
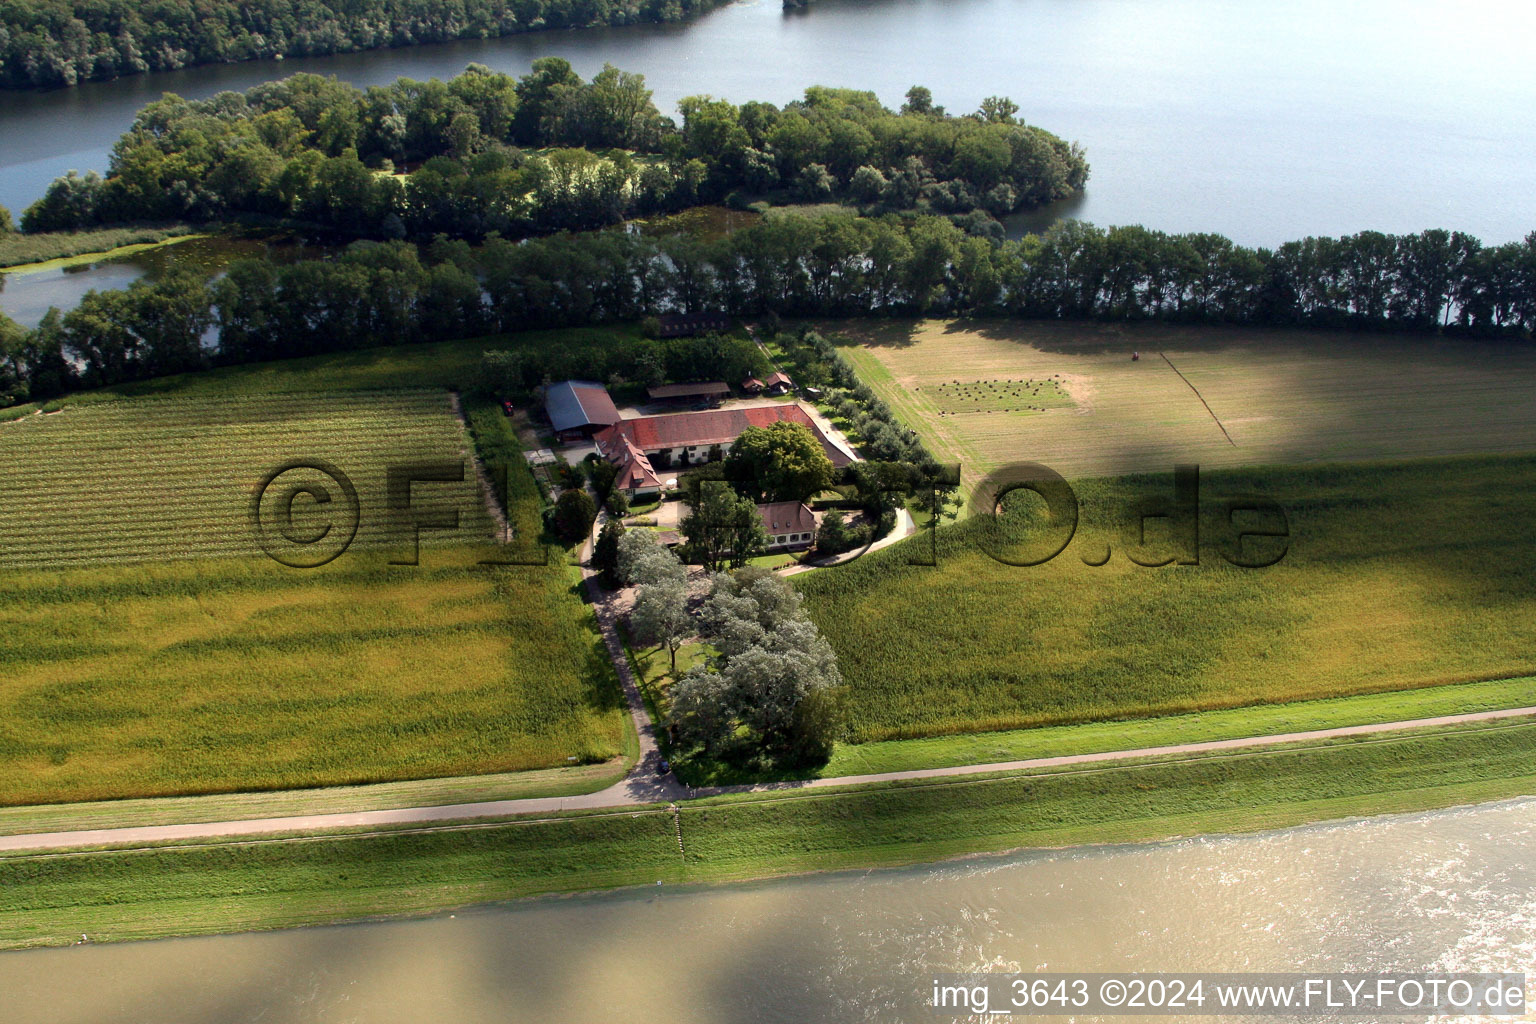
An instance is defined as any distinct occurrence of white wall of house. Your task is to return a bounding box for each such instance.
[648,442,730,465]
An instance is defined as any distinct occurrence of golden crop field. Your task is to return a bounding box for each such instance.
[834,320,1536,483]
[0,367,626,805]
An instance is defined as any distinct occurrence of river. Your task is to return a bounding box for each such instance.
[1,797,1532,1023]
[3,0,1535,249]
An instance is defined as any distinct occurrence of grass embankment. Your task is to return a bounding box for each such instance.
[0,757,632,839]
[0,336,634,805]
[796,455,1536,742]
[1,719,1533,948]
[821,674,1536,776]
[0,225,201,271]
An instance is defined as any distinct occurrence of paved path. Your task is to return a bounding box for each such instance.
[3,705,1532,853]
[577,558,689,808]
[779,507,917,576]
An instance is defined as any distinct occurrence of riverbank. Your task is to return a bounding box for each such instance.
[2,718,1533,949]
[0,226,202,271]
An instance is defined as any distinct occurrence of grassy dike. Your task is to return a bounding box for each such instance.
[820,674,1536,777]
[2,719,1533,949]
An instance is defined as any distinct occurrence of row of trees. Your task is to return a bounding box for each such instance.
[5,214,1535,407]
[20,64,1087,236]
[0,0,724,89]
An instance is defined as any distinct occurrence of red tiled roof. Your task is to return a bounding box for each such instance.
[611,436,663,491]
[596,405,851,467]
[764,371,793,387]
[758,501,816,535]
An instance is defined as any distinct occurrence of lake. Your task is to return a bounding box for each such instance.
[1,797,1532,1023]
[0,237,333,330]
[2,0,1534,248]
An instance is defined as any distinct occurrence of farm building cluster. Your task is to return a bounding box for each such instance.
[540,377,857,552]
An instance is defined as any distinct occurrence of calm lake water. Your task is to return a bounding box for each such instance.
[0,236,333,329]
[1,797,1533,1023]
[3,0,1535,248]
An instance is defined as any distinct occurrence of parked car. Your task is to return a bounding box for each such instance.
[657,759,671,776]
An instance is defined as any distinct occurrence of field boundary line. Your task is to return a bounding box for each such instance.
[1159,351,1236,446]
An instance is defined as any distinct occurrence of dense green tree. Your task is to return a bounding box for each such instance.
[21,170,104,232]
[977,96,1019,124]
[592,518,625,584]
[0,311,29,405]
[0,0,732,91]
[550,487,597,543]
[512,57,583,145]
[15,310,75,399]
[724,421,835,502]
[60,270,210,386]
[631,579,691,674]
[680,484,767,572]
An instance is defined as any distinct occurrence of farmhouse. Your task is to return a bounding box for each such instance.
[544,380,622,440]
[608,435,666,497]
[758,501,817,550]
[595,404,851,495]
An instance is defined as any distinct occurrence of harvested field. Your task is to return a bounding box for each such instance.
[833,320,1536,484]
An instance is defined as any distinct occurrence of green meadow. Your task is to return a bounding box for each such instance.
[796,455,1536,742]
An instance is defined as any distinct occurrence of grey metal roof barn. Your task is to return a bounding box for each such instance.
[545,381,622,436]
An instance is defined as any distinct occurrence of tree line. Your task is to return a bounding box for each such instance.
[18,63,1087,237]
[0,0,725,90]
[3,213,1534,409]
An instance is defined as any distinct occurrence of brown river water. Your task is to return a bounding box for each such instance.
[1,798,1532,1023]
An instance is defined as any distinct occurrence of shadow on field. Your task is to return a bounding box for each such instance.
[842,315,1536,366]
[584,633,627,714]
